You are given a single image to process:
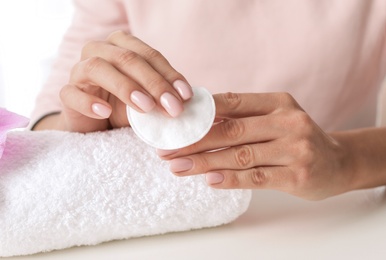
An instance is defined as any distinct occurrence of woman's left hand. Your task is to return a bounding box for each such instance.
[158,92,352,200]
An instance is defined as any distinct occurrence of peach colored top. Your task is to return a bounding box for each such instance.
[31,0,386,131]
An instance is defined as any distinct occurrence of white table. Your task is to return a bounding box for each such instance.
[9,188,386,260]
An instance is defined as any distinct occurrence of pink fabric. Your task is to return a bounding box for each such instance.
[0,108,29,159]
[31,0,386,131]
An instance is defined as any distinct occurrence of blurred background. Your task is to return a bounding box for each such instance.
[0,0,384,128]
[0,0,73,117]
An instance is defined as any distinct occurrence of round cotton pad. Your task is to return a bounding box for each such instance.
[127,87,215,150]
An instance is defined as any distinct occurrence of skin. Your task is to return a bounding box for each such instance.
[34,32,386,200]
[159,93,386,201]
[34,31,192,132]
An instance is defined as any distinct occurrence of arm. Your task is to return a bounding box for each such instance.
[331,128,386,191]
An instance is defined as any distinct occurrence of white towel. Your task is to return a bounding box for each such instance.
[0,128,251,257]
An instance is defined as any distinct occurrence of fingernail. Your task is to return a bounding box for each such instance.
[206,172,224,184]
[169,158,193,172]
[173,80,193,100]
[91,103,112,118]
[156,149,179,157]
[130,91,156,112]
[160,92,183,117]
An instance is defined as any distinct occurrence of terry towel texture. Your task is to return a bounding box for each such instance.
[0,128,251,257]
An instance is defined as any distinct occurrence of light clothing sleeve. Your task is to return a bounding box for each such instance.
[30,0,386,131]
[30,0,129,127]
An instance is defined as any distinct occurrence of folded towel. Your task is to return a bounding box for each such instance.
[0,128,251,257]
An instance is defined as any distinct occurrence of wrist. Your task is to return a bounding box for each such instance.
[329,132,359,194]
[330,128,386,192]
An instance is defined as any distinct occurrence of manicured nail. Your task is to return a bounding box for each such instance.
[130,91,156,112]
[206,172,224,185]
[91,103,112,118]
[156,149,179,157]
[173,80,193,100]
[169,158,193,172]
[160,92,183,117]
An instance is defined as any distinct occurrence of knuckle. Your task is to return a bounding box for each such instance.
[195,156,210,172]
[106,30,126,42]
[222,92,242,110]
[116,50,138,66]
[294,111,313,128]
[296,138,313,154]
[113,79,132,97]
[226,172,241,188]
[81,41,98,58]
[295,139,315,165]
[277,92,297,108]
[285,111,313,133]
[288,135,317,165]
[222,119,245,140]
[83,57,104,75]
[147,76,167,91]
[250,167,267,187]
[293,167,312,189]
[143,47,162,61]
[234,145,254,168]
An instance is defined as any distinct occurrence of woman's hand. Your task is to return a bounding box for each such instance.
[58,31,193,132]
[158,92,352,200]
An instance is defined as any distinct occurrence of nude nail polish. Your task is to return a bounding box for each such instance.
[91,103,112,118]
[206,172,224,184]
[169,158,193,172]
[160,92,183,117]
[173,80,193,100]
[130,91,156,112]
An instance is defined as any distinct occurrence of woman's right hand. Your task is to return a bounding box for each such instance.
[55,30,193,132]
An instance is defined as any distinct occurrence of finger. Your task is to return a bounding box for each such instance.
[213,92,301,119]
[204,166,293,190]
[169,142,290,175]
[107,96,131,128]
[71,57,156,113]
[60,83,112,119]
[60,84,112,132]
[107,31,193,100]
[159,116,281,159]
[159,92,300,157]
[82,41,184,117]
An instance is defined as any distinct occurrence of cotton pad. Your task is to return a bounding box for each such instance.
[127,87,215,149]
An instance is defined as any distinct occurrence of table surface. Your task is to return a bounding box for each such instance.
[8,188,386,260]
